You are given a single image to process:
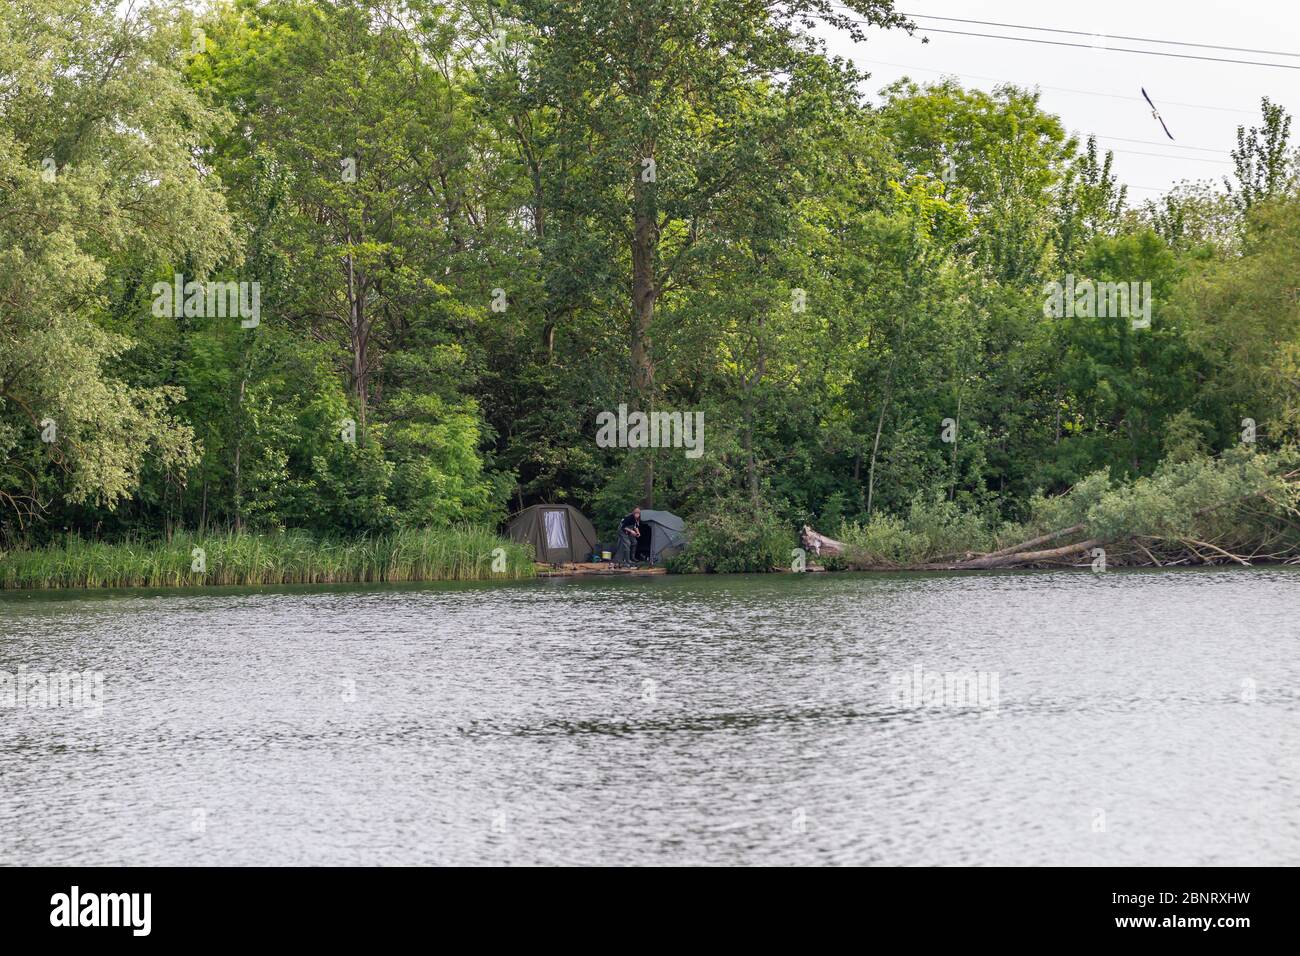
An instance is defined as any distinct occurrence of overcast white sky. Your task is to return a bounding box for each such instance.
[814,1,1300,201]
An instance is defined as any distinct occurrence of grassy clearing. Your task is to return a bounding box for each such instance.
[0,526,535,590]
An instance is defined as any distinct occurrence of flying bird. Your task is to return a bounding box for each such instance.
[1141,87,1175,141]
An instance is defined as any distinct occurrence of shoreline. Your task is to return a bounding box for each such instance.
[2,555,1292,594]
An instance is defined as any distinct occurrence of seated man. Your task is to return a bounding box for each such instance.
[615,506,642,566]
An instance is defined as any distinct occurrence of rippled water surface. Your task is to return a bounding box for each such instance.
[1,568,1297,865]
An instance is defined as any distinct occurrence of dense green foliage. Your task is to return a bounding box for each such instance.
[2,0,1298,575]
[666,498,790,573]
[832,447,1300,568]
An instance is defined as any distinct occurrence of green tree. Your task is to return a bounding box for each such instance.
[1226,97,1295,214]
[0,0,230,537]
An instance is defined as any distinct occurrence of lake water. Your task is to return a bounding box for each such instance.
[1,568,1297,866]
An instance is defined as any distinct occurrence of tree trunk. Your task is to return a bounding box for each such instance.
[741,313,767,507]
[342,227,369,427]
[949,391,961,499]
[865,373,893,515]
[199,475,208,536]
[233,378,245,533]
[801,525,846,557]
[631,158,657,506]
[743,404,759,505]
[940,538,1103,570]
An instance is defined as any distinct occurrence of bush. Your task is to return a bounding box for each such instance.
[834,494,996,566]
[669,498,792,573]
[834,513,928,566]
[1010,446,1291,545]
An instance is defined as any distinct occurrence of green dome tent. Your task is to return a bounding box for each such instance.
[634,509,688,564]
[506,504,599,564]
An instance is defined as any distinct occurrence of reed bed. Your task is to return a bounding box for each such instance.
[0,526,535,590]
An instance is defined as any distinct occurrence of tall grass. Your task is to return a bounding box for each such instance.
[0,526,535,590]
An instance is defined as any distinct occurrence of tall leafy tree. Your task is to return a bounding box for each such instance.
[485,0,912,504]
[0,0,229,537]
[1226,97,1294,214]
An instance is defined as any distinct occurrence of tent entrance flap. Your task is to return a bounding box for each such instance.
[633,509,688,564]
[543,510,569,551]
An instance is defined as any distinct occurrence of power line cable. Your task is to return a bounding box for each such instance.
[817,11,1250,191]
[859,58,1256,115]
[1107,147,1231,164]
[910,26,1300,70]
[822,7,1300,70]
[896,11,1300,59]
[1092,135,1227,154]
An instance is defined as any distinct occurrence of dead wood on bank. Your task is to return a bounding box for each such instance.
[801,504,1280,571]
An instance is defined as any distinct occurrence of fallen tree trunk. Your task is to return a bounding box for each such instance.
[800,521,1107,570]
[923,538,1103,570]
[799,464,1300,571]
[800,525,846,558]
[801,522,1263,571]
[975,523,1085,560]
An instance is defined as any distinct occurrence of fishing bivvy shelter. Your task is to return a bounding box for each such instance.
[507,504,600,564]
[633,509,689,564]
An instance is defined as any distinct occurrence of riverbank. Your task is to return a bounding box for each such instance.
[799,450,1300,572]
[7,452,1298,589]
[0,527,534,590]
